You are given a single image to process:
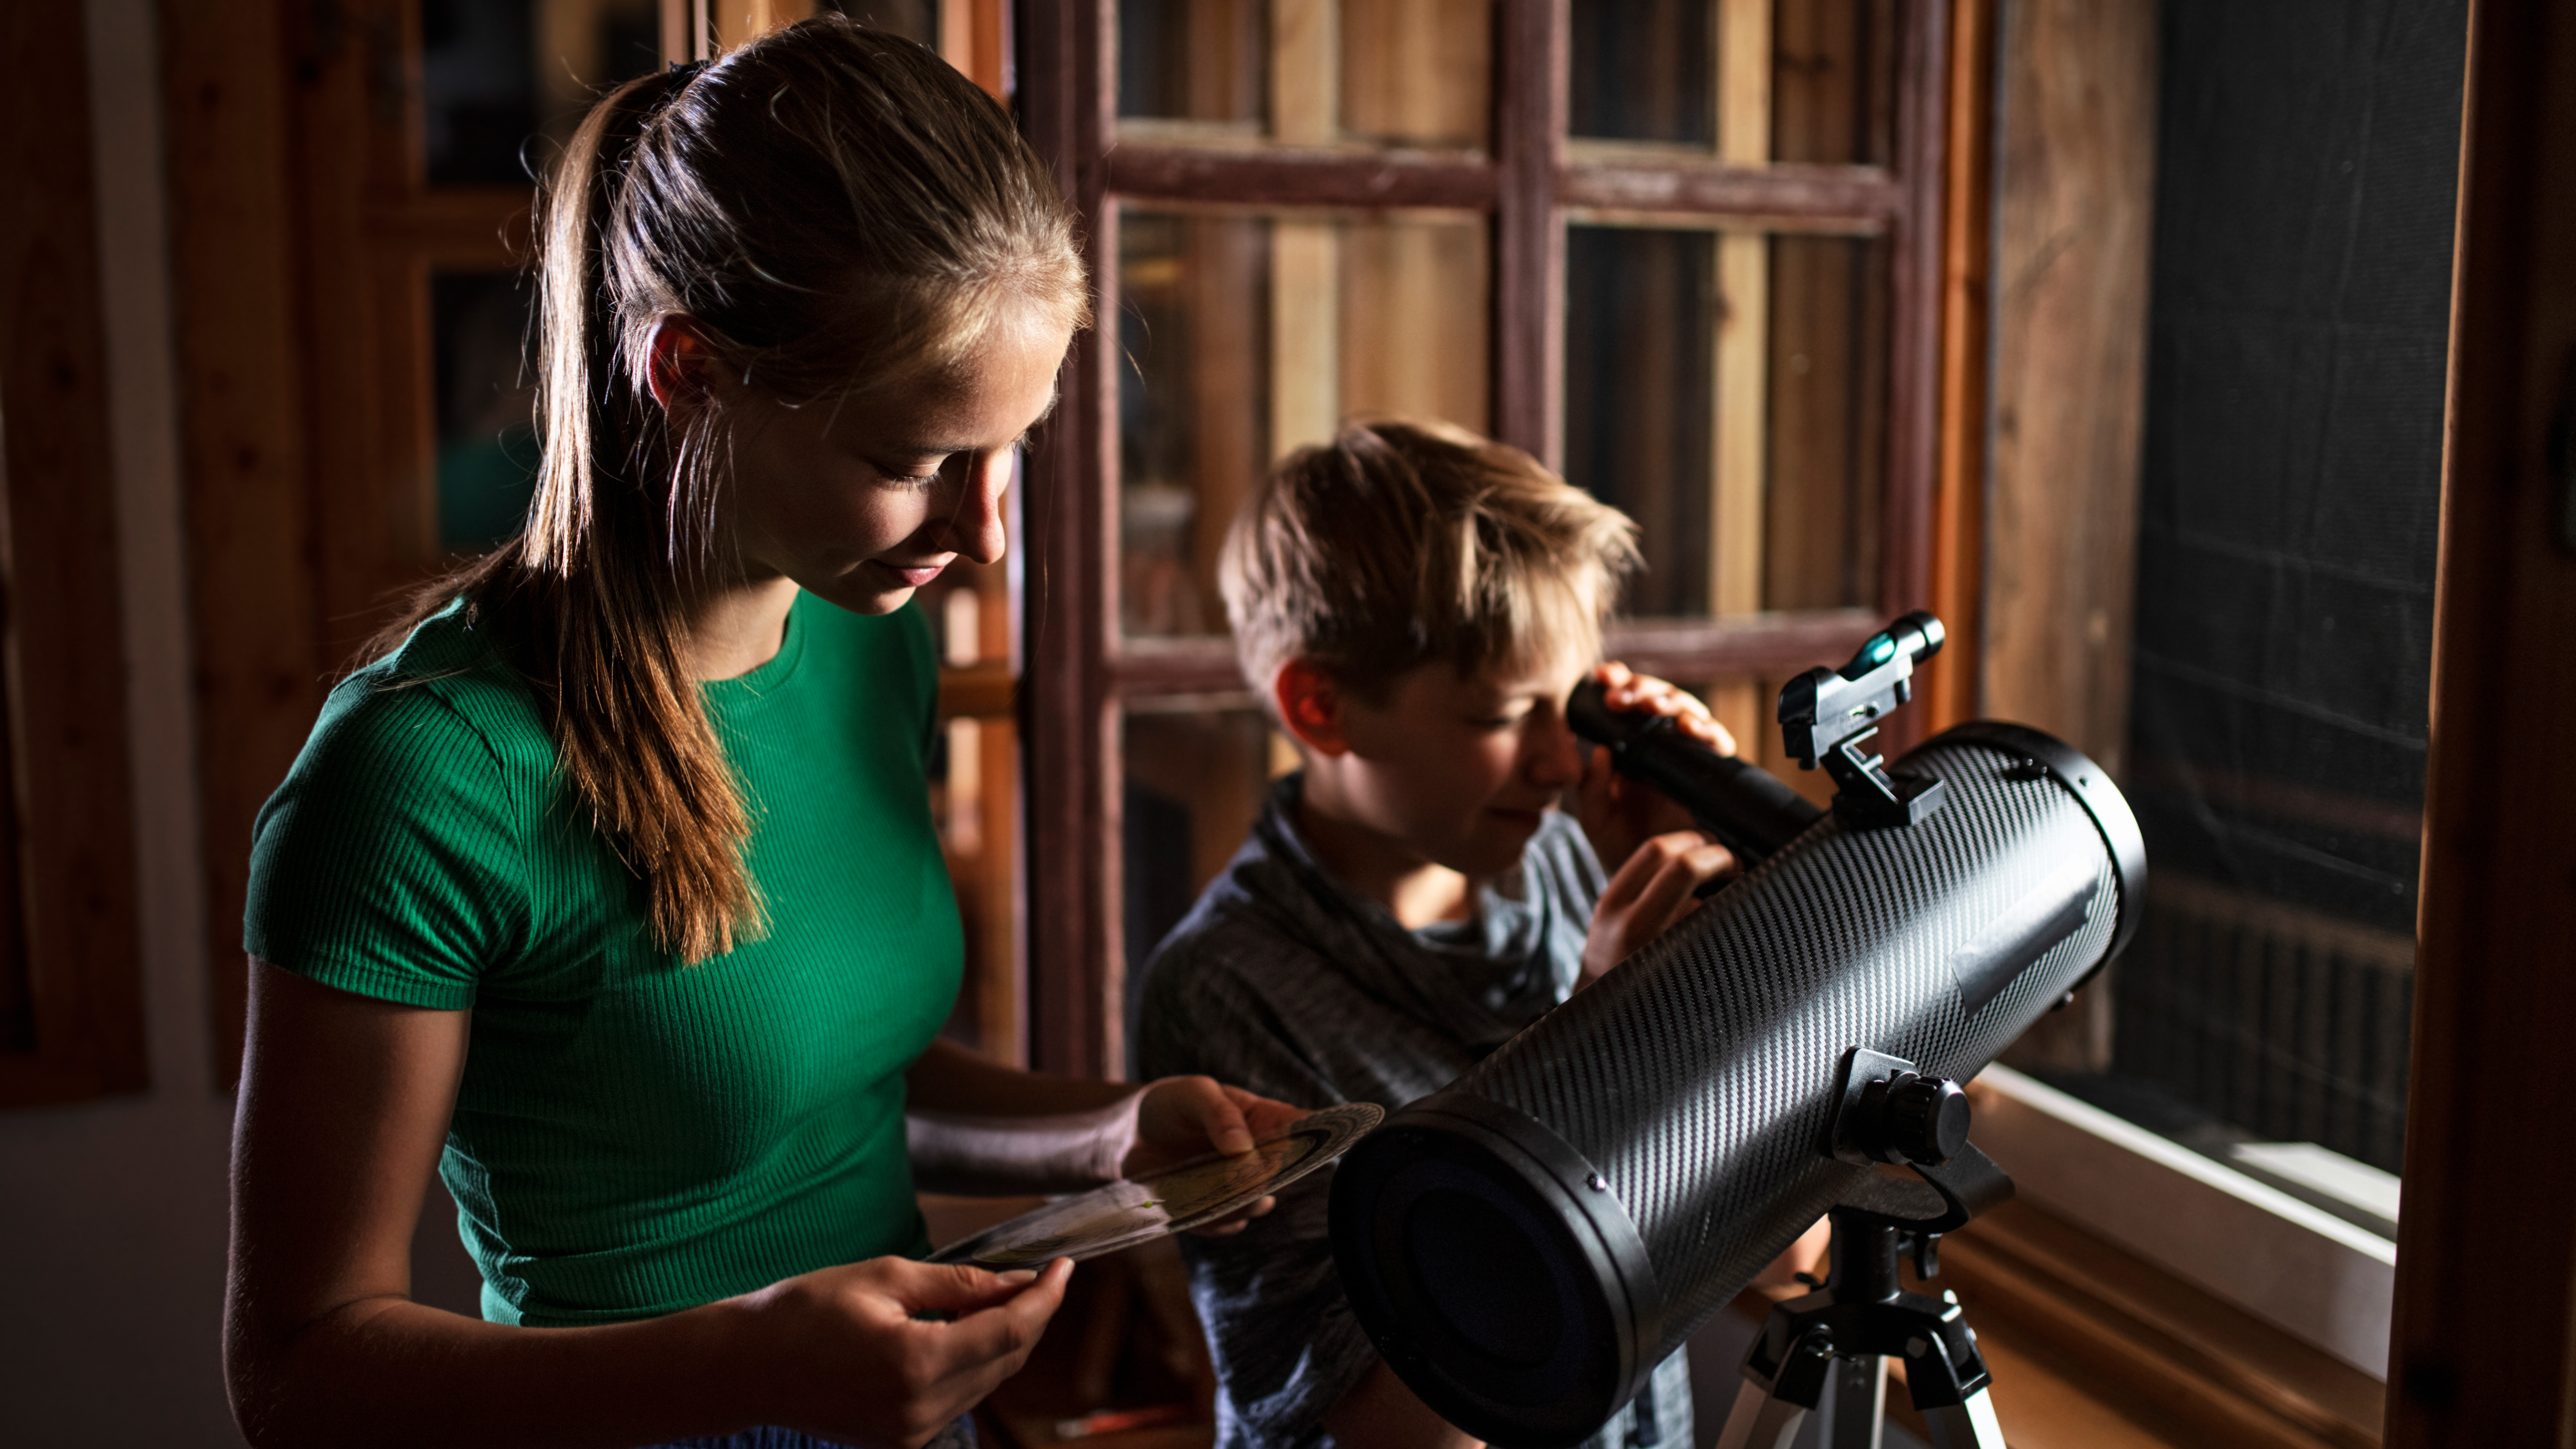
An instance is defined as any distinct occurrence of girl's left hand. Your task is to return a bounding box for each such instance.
[1575,661,1736,873]
[1123,1076,1311,1235]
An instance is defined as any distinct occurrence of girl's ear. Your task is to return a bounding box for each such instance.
[644,316,718,413]
[1273,658,1352,757]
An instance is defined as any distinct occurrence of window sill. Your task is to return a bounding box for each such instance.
[1926,1065,2391,1447]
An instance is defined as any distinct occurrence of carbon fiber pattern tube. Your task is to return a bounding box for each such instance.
[1329,723,2145,1447]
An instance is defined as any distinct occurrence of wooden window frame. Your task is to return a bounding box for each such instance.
[0,2,149,1108]
[1016,0,1955,1079]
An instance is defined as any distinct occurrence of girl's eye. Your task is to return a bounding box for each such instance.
[876,459,949,489]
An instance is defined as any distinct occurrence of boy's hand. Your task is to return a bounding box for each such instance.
[1579,828,1735,984]
[1574,662,1735,873]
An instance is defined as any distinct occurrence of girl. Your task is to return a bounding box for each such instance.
[223,19,1292,1449]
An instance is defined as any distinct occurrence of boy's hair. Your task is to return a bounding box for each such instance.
[1220,419,1642,704]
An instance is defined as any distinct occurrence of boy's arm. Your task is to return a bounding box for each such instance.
[1324,1361,1484,1449]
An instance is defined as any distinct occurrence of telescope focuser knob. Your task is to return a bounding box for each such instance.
[1855,1071,1971,1167]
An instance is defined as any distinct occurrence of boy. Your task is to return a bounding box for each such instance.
[1136,420,1738,1449]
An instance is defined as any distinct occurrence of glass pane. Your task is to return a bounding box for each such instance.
[1119,205,1490,640]
[1118,0,1268,134]
[1569,0,1713,147]
[421,0,665,187]
[1119,0,1492,150]
[1772,0,1897,166]
[1569,0,1894,164]
[1120,702,1286,1063]
[1339,1,1492,149]
[1563,225,1886,619]
[431,271,540,553]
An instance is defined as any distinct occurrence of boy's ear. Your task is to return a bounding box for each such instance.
[1272,658,1352,757]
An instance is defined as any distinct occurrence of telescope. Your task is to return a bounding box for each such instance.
[1328,612,2145,1447]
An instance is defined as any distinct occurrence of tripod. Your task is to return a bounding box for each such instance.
[1711,1197,2006,1449]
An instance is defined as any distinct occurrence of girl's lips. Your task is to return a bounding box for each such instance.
[875,560,946,588]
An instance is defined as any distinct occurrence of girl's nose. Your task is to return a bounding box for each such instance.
[947,447,1013,566]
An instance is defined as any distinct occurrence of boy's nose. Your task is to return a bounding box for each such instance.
[1524,712,1584,786]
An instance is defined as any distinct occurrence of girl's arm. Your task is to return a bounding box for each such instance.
[226,959,1068,1449]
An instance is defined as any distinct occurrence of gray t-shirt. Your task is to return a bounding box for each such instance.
[1136,774,1692,1449]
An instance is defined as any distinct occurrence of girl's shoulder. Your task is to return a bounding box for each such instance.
[302,601,554,812]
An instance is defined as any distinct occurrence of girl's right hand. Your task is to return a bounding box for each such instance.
[732,1255,1073,1447]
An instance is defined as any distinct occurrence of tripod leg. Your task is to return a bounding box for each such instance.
[1919,1388,2008,1449]
[1818,1355,1886,1449]
[1712,1378,1809,1449]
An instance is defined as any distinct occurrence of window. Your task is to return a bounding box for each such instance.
[1017,0,1954,1076]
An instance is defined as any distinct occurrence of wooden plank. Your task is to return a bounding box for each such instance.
[1339,0,1491,150]
[1339,212,1492,434]
[1494,0,1568,466]
[1872,0,1949,761]
[1187,214,1269,625]
[294,0,421,663]
[0,0,148,1104]
[1104,145,1499,211]
[1270,0,1336,146]
[1977,0,2153,770]
[1710,0,1772,620]
[362,188,532,268]
[163,0,328,1087]
[1713,231,1769,613]
[1924,0,1998,732]
[2384,2,2576,1442]
[1269,222,1340,456]
[1980,0,2155,1077]
[1556,161,1902,223]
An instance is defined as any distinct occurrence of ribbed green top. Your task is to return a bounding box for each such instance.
[246,594,961,1326]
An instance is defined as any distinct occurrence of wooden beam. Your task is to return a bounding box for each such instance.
[1559,161,1903,223]
[1103,145,1499,211]
[1977,0,2154,775]
[2386,1,2576,1440]
[1980,0,2156,1076]
[1017,0,1120,1079]
[1495,0,1568,467]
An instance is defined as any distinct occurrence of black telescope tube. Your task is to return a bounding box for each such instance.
[1566,680,1823,865]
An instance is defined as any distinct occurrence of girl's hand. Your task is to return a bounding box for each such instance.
[736,1256,1072,1448]
[1575,662,1734,874]
[1125,1076,1311,1235]
[1577,828,1735,985]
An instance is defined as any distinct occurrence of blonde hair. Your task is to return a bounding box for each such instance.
[1219,419,1641,705]
[371,17,1087,963]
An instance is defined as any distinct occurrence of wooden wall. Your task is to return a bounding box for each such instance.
[0,0,148,1106]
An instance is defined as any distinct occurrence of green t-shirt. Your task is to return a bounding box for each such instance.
[245,593,962,1327]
